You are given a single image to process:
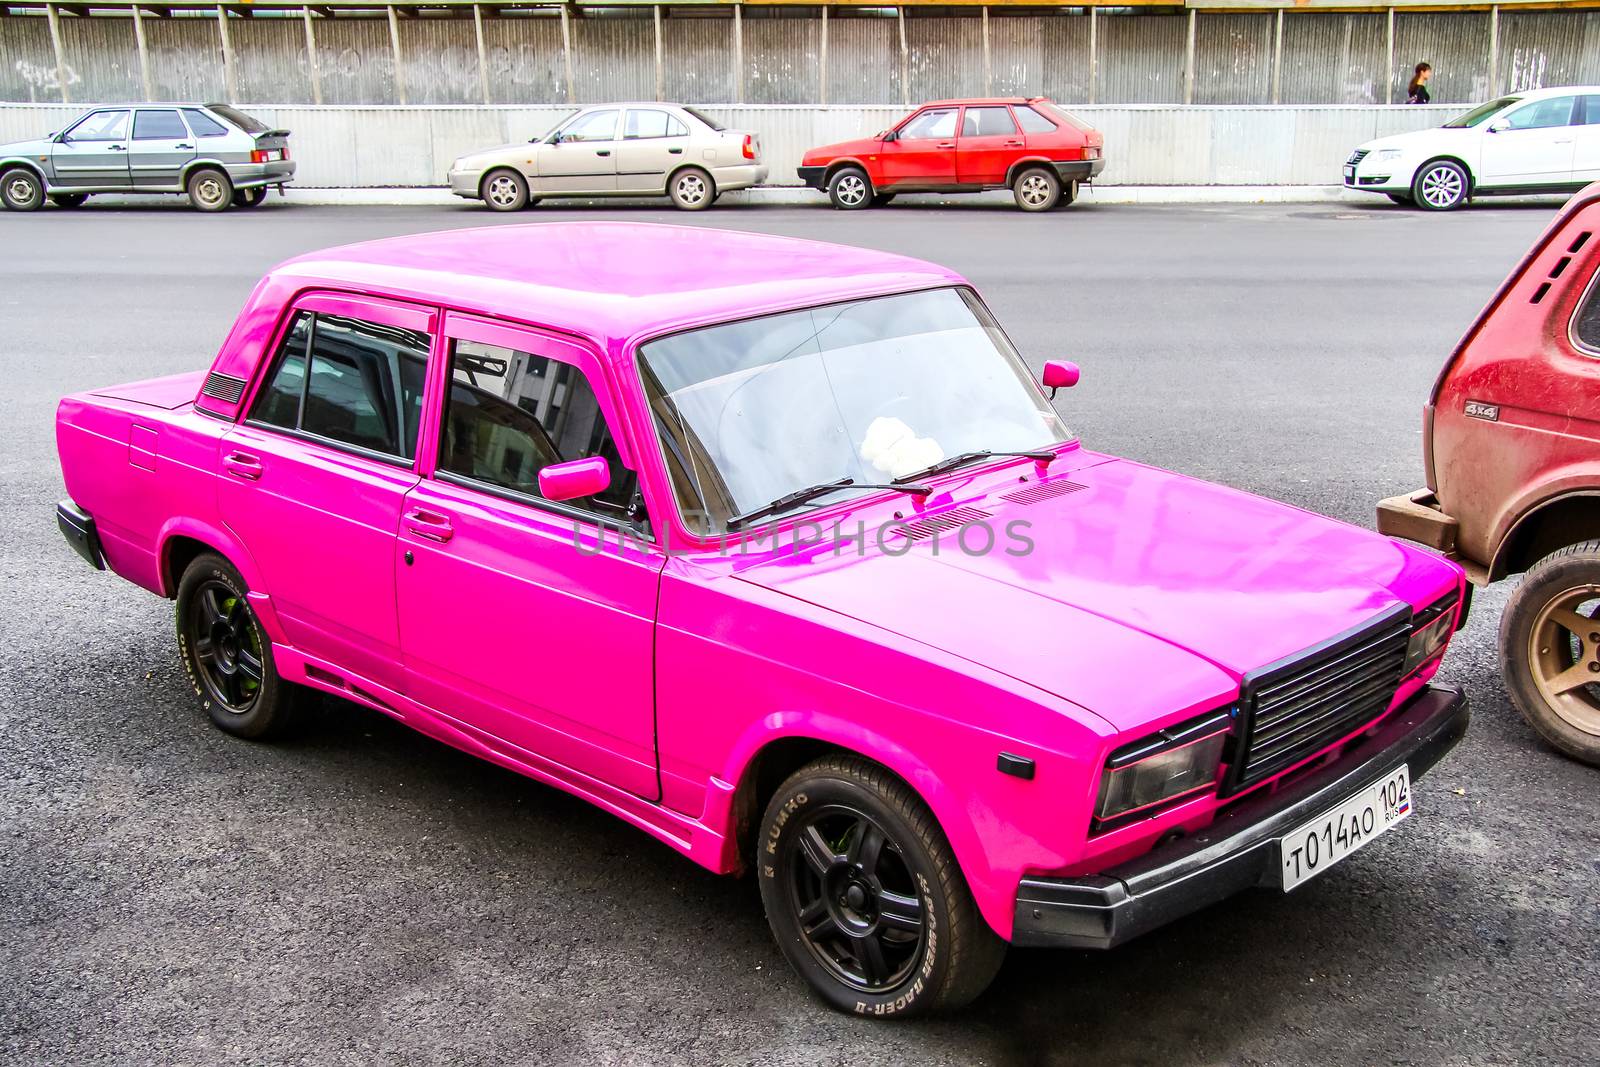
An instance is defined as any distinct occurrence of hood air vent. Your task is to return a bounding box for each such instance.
[891,506,992,543]
[1002,479,1087,506]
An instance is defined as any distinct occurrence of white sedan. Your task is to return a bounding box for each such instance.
[1344,86,1600,210]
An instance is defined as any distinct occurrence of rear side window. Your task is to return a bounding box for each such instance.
[961,107,1018,138]
[1015,106,1059,134]
[183,108,229,137]
[133,110,187,141]
[625,110,687,139]
[250,311,430,461]
[1582,96,1600,126]
[439,340,637,520]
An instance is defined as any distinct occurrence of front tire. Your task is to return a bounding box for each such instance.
[757,755,1006,1017]
[1412,160,1469,211]
[481,168,529,212]
[1500,543,1600,766]
[186,168,233,212]
[1012,166,1061,212]
[668,166,715,211]
[176,553,303,739]
[1,168,44,212]
[828,167,872,210]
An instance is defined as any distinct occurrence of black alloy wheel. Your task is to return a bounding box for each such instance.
[185,580,267,713]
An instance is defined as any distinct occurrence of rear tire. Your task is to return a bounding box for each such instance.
[758,755,1006,1017]
[1012,166,1060,212]
[1499,543,1600,766]
[481,168,529,212]
[232,187,268,208]
[49,192,88,209]
[186,167,233,212]
[1,168,44,212]
[668,166,715,211]
[828,167,873,210]
[871,193,896,207]
[1411,160,1469,211]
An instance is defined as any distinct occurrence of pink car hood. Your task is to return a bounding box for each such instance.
[735,455,1459,733]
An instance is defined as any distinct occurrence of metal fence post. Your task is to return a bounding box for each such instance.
[653,4,663,103]
[302,6,323,106]
[981,6,991,98]
[216,5,237,105]
[560,3,575,104]
[474,4,491,105]
[45,2,67,104]
[1183,9,1197,105]
[1385,8,1395,104]
[133,4,154,102]
[1088,6,1098,106]
[1488,5,1500,96]
[819,6,828,107]
[733,4,743,105]
[387,5,406,105]
[898,6,909,107]
[1271,9,1284,105]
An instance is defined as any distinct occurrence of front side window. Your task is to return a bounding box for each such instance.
[900,108,959,141]
[560,109,619,143]
[1503,96,1577,131]
[439,341,637,521]
[961,107,1018,138]
[133,110,188,141]
[66,111,129,142]
[249,310,430,461]
[638,288,1072,535]
[1015,106,1059,134]
[625,109,687,139]
[1442,97,1519,128]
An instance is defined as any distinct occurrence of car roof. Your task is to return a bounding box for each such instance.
[920,98,1045,108]
[1502,85,1600,100]
[271,222,966,352]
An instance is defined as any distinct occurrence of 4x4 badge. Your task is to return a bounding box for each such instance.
[1465,400,1500,421]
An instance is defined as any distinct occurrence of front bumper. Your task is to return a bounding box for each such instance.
[797,165,827,191]
[448,168,481,199]
[1342,157,1416,193]
[1012,683,1468,950]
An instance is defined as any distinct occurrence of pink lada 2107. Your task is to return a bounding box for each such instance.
[56,223,1469,1016]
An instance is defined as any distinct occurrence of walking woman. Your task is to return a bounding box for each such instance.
[1407,62,1432,104]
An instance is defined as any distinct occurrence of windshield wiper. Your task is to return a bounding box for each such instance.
[726,476,931,531]
[891,449,1058,485]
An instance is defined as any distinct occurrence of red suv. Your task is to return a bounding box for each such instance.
[1379,181,1600,766]
[797,98,1104,212]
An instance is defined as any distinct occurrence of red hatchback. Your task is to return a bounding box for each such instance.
[798,98,1104,212]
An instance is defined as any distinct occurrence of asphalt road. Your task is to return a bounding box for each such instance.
[2,196,1596,1066]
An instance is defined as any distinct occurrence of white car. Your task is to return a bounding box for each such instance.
[448,103,767,212]
[1344,86,1600,210]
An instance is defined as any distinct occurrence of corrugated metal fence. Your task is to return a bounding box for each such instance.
[4,7,1600,108]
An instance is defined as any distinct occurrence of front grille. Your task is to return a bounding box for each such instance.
[1347,149,1370,166]
[1228,605,1411,792]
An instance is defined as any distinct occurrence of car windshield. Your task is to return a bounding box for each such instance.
[1442,97,1520,128]
[683,106,725,132]
[206,104,269,134]
[637,287,1072,535]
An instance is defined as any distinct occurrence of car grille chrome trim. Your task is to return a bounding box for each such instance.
[1347,149,1370,166]
[201,371,246,404]
[1226,604,1411,793]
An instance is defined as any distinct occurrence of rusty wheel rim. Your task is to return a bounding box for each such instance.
[1528,586,1600,736]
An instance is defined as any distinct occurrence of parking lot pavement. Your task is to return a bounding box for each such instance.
[2,200,1595,1066]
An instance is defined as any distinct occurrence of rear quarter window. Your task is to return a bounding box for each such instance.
[1576,264,1600,354]
[1015,107,1058,134]
[183,109,230,137]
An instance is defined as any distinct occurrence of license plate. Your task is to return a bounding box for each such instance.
[1279,765,1411,891]
[1343,165,1355,182]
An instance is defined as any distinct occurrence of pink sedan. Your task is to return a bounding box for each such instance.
[55,223,1469,1016]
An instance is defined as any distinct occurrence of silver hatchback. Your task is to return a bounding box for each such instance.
[449,103,767,211]
[0,103,294,213]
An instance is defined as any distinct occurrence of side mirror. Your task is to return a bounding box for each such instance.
[1487,119,1508,134]
[538,456,610,503]
[881,129,897,143]
[1042,360,1080,400]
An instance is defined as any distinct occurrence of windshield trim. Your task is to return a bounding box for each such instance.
[625,283,1079,549]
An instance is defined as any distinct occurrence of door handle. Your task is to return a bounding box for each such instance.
[1004,140,1024,147]
[175,143,193,150]
[108,144,127,151]
[222,452,262,480]
[595,149,611,157]
[404,508,454,543]
[937,141,956,149]
[668,147,683,155]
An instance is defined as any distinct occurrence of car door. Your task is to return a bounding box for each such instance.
[49,109,132,189]
[616,108,689,194]
[877,107,960,188]
[396,313,664,799]
[218,293,435,694]
[128,108,197,189]
[1479,94,1580,188]
[956,105,1024,186]
[535,108,620,194]
[1573,94,1600,183]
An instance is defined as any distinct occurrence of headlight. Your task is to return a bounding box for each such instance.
[1094,709,1232,829]
[1373,148,1404,163]
[1403,594,1458,675]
